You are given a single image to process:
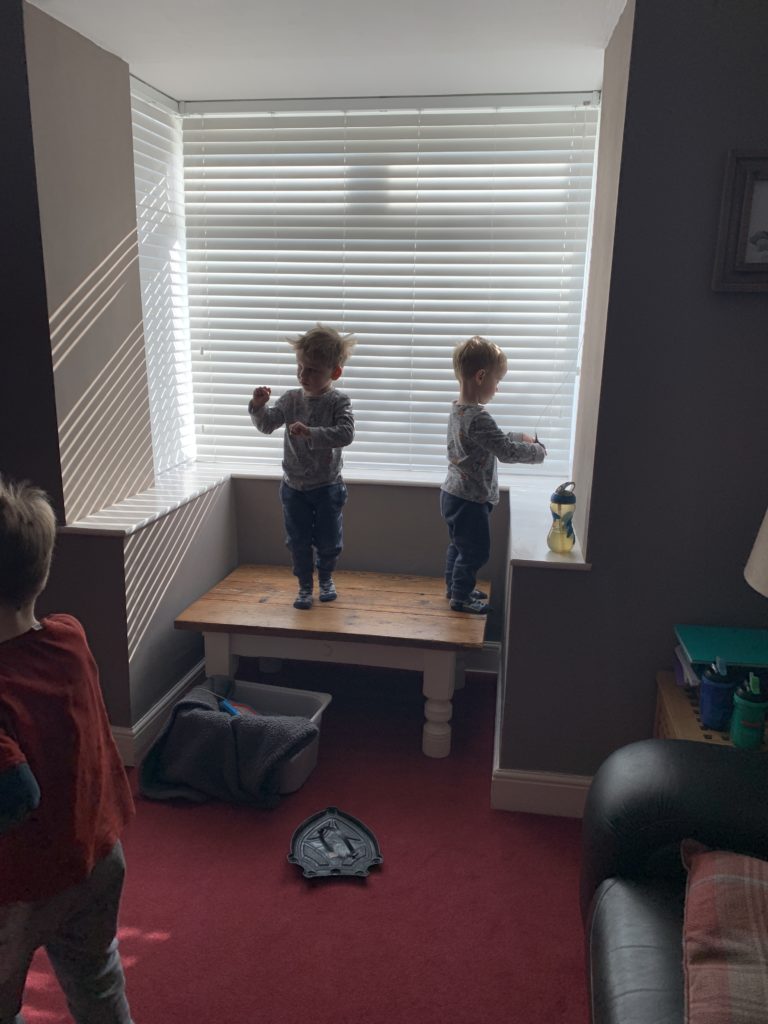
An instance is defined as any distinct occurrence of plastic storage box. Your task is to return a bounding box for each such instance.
[228,679,332,793]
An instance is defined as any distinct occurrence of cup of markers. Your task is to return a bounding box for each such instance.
[730,672,768,750]
[699,657,738,731]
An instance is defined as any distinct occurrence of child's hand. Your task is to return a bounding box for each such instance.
[523,432,547,455]
[251,386,271,410]
[289,421,311,438]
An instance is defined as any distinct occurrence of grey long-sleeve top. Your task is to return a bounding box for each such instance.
[249,387,354,490]
[441,401,547,505]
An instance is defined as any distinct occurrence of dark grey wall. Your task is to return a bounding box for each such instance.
[15,0,767,763]
[124,482,237,722]
[1,0,63,515]
[500,0,768,775]
[39,533,131,722]
[36,482,238,729]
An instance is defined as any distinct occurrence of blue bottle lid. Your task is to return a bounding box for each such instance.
[551,481,576,504]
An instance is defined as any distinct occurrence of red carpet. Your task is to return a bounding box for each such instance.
[23,663,588,1024]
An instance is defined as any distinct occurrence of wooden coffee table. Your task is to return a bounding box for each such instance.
[175,565,490,758]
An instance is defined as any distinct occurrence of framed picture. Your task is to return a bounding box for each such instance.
[712,150,768,292]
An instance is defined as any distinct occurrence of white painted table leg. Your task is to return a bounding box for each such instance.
[422,650,456,758]
[204,631,235,677]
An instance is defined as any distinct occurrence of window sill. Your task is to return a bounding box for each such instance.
[59,460,590,571]
[506,481,590,570]
[58,462,232,537]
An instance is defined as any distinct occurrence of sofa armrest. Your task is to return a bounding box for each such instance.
[580,738,768,923]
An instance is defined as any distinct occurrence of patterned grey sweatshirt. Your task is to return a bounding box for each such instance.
[250,387,354,490]
[441,402,547,505]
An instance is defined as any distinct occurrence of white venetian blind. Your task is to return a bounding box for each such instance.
[183,95,599,476]
[131,79,195,475]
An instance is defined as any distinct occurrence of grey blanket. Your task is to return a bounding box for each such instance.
[139,684,319,808]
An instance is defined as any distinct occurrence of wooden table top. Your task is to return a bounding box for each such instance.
[175,564,490,651]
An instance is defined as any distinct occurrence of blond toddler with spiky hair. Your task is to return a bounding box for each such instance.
[249,324,357,609]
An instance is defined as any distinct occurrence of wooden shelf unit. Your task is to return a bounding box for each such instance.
[655,670,767,751]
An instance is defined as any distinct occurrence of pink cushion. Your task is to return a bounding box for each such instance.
[682,840,768,1024]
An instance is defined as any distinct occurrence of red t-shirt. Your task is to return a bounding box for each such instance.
[0,614,134,903]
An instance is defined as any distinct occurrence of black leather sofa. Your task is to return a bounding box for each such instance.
[580,738,768,1024]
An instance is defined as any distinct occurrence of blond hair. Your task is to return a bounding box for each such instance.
[289,324,357,369]
[0,477,57,607]
[452,335,508,380]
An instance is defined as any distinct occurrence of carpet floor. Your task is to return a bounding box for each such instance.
[23,661,588,1024]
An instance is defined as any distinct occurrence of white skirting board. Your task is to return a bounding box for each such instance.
[490,766,593,818]
[112,660,205,767]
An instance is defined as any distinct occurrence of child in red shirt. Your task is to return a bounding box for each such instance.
[0,477,135,1024]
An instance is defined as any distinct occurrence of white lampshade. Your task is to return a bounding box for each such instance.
[745,508,768,598]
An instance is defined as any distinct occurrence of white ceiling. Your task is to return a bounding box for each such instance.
[27,0,628,102]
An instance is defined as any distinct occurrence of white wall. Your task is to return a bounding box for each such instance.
[571,0,635,551]
[24,3,153,524]
[24,0,627,101]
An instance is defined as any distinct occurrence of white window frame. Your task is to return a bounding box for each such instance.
[132,87,600,482]
[131,79,195,475]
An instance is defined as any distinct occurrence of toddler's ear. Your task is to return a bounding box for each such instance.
[331,366,343,380]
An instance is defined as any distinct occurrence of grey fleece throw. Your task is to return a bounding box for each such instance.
[139,685,319,808]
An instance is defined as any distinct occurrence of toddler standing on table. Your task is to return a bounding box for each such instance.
[441,336,547,614]
[249,324,357,610]
[0,477,135,1024]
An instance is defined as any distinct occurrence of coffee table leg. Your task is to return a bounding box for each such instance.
[422,650,456,758]
[204,631,234,677]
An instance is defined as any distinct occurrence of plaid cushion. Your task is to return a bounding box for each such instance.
[682,839,768,1024]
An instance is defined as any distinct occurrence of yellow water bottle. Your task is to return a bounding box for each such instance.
[547,481,576,553]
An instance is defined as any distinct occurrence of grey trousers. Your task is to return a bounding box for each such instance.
[0,841,133,1024]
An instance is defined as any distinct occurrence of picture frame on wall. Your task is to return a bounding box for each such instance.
[712,150,768,292]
